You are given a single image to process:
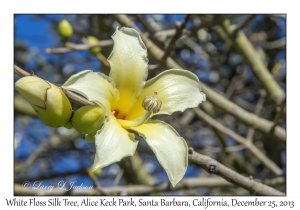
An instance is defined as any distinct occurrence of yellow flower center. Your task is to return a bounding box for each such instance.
[117,92,162,129]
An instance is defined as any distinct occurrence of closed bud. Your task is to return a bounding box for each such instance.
[86,36,101,54]
[15,76,72,127]
[72,105,105,134]
[58,19,73,38]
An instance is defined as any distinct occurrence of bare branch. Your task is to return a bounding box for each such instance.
[15,131,54,174]
[220,17,285,105]
[232,14,257,37]
[193,108,283,175]
[14,65,31,77]
[270,97,286,133]
[86,168,110,196]
[264,37,286,49]
[188,148,285,196]
[46,40,113,54]
[160,15,190,64]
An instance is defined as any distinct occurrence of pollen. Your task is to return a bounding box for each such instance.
[142,92,162,114]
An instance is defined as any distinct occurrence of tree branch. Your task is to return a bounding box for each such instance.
[86,168,110,196]
[188,148,285,196]
[15,131,54,174]
[232,14,257,37]
[160,14,190,64]
[270,97,286,133]
[246,89,266,140]
[193,108,283,175]
[46,40,113,54]
[220,17,285,105]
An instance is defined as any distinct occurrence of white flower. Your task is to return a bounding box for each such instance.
[62,27,206,186]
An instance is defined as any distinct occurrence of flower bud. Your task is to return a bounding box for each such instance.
[58,19,73,38]
[15,76,72,127]
[86,36,101,54]
[72,105,105,134]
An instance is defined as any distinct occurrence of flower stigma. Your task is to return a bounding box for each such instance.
[117,92,162,129]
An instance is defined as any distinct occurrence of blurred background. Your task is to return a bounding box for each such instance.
[14,14,286,196]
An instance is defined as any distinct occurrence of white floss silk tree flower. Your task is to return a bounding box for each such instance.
[62,27,206,186]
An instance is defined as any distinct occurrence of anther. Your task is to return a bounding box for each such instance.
[142,92,162,114]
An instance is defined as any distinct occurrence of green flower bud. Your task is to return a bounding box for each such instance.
[86,36,101,54]
[15,76,72,127]
[58,19,73,38]
[72,105,105,134]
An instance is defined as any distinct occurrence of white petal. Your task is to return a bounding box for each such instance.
[92,114,138,170]
[62,70,119,112]
[126,69,206,120]
[130,119,188,187]
[108,27,148,119]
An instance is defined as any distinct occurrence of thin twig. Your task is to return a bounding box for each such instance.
[193,108,283,175]
[270,97,286,133]
[188,16,223,33]
[182,36,210,60]
[95,53,110,67]
[225,75,244,98]
[160,14,190,65]
[14,65,31,77]
[15,131,54,174]
[45,47,72,54]
[143,19,220,42]
[86,168,110,196]
[135,14,156,33]
[46,40,113,54]
[188,148,285,196]
[246,89,266,141]
[179,109,195,126]
[232,14,257,37]
[113,169,124,186]
[264,37,286,49]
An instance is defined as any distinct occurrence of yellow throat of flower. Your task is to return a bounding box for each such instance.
[117,92,162,129]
